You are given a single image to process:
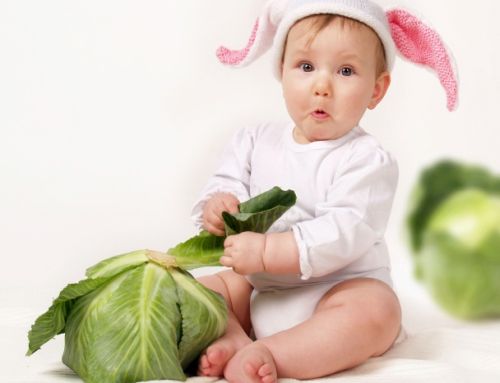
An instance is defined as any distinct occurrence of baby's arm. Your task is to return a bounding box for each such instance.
[291,145,398,279]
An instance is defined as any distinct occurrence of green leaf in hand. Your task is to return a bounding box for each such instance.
[170,186,297,267]
[223,186,297,235]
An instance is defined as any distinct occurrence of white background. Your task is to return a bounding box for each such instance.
[2,1,500,381]
[1,0,499,302]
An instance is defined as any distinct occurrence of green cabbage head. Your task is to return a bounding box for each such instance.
[27,187,296,382]
[406,160,500,319]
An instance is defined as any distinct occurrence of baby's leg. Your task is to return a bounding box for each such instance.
[225,278,401,381]
[196,269,253,377]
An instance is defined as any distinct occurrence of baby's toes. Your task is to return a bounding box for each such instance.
[226,342,277,383]
[258,363,277,383]
[197,354,211,375]
[198,344,234,377]
[206,347,228,367]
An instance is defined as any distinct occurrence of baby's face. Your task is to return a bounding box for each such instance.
[281,17,389,144]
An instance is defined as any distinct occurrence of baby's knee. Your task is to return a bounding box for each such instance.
[198,270,253,331]
[197,272,228,300]
[368,284,401,331]
[363,283,402,355]
[375,282,401,327]
[355,279,400,325]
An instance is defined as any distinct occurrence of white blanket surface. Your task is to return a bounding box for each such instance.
[2,265,500,383]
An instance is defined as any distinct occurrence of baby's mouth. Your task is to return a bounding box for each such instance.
[311,109,330,120]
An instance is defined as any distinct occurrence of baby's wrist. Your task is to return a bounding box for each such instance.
[262,232,300,274]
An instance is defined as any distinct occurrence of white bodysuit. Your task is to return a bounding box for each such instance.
[191,121,398,339]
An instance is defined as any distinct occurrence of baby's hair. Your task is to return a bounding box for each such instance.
[282,14,387,77]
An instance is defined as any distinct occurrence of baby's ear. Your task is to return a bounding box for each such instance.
[368,72,391,110]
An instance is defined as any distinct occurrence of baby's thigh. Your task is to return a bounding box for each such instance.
[197,269,253,332]
[316,278,401,349]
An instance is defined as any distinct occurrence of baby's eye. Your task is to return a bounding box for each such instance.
[300,63,314,72]
[340,67,353,76]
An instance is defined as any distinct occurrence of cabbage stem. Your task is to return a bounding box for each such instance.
[146,250,177,269]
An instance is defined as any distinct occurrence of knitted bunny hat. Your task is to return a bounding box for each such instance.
[217,0,458,111]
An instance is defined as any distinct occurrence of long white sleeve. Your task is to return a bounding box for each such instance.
[190,127,253,231]
[291,143,398,279]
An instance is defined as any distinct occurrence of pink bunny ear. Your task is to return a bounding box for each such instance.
[216,1,278,68]
[216,19,260,66]
[387,9,458,111]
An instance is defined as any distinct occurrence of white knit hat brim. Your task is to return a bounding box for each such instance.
[271,0,396,80]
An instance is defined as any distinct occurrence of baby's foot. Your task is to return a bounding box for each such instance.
[224,341,277,383]
[197,333,251,377]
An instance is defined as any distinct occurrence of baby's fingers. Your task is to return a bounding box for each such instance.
[204,217,226,236]
[222,197,240,214]
[219,255,233,268]
[203,213,225,236]
[205,223,225,237]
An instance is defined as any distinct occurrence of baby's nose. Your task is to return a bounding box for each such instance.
[315,89,330,97]
[313,77,332,97]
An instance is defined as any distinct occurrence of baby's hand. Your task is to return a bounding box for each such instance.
[221,232,266,275]
[203,192,240,236]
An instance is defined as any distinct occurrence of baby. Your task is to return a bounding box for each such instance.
[191,1,458,382]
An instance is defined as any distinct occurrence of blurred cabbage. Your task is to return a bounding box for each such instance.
[406,160,500,319]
